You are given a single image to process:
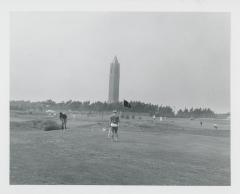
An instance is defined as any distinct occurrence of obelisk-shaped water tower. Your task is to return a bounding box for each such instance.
[108,56,120,103]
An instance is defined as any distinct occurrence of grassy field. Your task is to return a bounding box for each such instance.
[10,111,230,185]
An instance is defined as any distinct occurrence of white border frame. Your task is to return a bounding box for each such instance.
[1,0,239,194]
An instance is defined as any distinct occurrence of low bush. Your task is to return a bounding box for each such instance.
[42,120,61,131]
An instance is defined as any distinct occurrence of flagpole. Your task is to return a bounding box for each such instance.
[122,100,125,118]
[123,99,131,118]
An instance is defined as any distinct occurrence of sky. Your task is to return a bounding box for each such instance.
[10,12,230,113]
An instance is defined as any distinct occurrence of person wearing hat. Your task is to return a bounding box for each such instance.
[109,110,120,141]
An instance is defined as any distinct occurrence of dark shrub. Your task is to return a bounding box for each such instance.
[125,115,129,119]
[42,120,60,131]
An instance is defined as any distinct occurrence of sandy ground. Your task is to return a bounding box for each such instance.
[10,111,230,185]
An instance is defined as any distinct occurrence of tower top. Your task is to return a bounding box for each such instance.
[108,56,120,103]
[113,56,119,64]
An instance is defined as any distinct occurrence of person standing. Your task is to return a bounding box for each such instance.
[110,110,120,142]
[59,112,67,129]
[152,114,156,121]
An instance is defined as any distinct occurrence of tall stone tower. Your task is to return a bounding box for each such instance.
[108,56,120,103]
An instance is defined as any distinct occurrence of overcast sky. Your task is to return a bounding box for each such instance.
[10,12,230,113]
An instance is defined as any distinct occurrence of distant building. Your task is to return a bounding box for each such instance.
[108,56,120,103]
[46,109,56,116]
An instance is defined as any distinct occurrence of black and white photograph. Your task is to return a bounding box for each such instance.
[9,11,231,186]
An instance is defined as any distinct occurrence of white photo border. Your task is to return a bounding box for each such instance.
[0,0,239,194]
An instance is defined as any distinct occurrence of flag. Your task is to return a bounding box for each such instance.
[123,100,131,108]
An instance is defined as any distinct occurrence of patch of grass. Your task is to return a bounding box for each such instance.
[10,119,61,131]
[138,124,152,128]
[10,112,231,185]
[32,120,43,128]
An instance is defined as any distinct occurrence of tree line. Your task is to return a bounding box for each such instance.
[10,99,216,118]
[177,108,215,118]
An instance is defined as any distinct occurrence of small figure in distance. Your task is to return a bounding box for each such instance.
[213,123,218,130]
[152,114,156,121]
[200,121,203,127]
[110,110,120,142]
[59,112,67,130]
